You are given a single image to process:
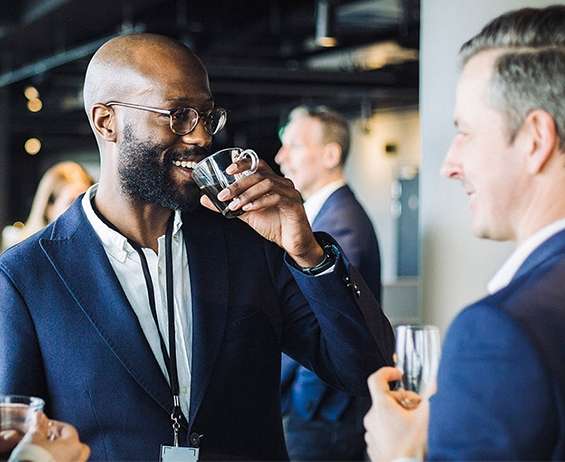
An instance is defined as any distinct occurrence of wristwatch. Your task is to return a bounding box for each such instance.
[300,241,339,276]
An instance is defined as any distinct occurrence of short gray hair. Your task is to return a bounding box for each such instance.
[288,105,351,166]
[460,5,565,144]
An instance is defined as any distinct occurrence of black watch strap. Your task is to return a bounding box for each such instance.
[300,242,339,276]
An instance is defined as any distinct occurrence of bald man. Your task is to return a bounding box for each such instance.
[0,34,394,461]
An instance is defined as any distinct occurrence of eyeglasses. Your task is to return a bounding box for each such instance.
[106,101,227,136]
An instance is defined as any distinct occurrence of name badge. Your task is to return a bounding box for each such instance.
[160,445,199,462]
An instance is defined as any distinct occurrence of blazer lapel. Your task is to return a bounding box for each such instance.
[40,202,173,416]
[513,228,565,282]
[182,209,229,427]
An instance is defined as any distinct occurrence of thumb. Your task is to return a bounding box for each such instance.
[367,367,403,400]
[28,412,49,438]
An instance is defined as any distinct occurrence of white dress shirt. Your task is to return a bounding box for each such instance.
[487,218,565,294]
[303,179,346,224]
[82,185,193,420]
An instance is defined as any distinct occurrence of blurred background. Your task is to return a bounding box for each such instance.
[0,0,421,323]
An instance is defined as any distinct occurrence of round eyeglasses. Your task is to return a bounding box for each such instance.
[106,101,227,136]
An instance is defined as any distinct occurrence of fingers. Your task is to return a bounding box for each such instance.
[200,195,220,213]
[54,420,79,441]
[367,367,403,399]
[29,411,49,437]
[79,443,91,462]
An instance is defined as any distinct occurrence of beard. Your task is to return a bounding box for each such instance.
[117,124,209,212]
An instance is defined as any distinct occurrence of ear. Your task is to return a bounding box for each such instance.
[321,142,342,170]
[523,109,558,174]
[91,103,117,142]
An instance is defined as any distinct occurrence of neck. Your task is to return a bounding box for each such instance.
[515,178,565,245]
[95,181,172,252]
[302,171,344,200]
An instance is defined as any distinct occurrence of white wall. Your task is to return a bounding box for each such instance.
[346,109,420,284]
[420,0,562,332]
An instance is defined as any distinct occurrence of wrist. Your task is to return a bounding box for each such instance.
[292,243,324,269]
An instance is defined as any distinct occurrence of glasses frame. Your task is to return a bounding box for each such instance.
[105,101,227,136]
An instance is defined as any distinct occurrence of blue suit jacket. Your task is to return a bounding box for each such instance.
[281,185,384,423]
[0,199,394,461]
[429,229,565,460]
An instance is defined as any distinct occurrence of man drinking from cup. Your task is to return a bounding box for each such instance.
[0,33,394,461]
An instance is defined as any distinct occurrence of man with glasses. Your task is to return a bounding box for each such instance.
[277,106,382,461]
[0,33,394,461]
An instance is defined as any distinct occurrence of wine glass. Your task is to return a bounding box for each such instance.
[395,324,441,398]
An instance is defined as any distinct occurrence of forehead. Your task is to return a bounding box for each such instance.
[283,116,323,142]
[136,51,212,106]
[454,51,500,120]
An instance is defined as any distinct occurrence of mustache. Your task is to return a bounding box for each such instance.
[165,145,211,162]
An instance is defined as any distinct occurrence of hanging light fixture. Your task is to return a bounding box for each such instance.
[315,0,337,47]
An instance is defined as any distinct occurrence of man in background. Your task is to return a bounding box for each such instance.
[276,106,382,460]
[364,5,565,461]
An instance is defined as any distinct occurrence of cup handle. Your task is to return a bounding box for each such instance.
[237,149,259,176]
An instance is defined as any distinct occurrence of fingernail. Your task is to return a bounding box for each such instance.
[228,198,241,211]
[226,164,237,174]
[242,203,251,211]
[217,189,230,201]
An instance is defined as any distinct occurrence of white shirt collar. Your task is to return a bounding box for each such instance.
[487,218,565,294]
[303,179,346,224]
[82,184,183,263]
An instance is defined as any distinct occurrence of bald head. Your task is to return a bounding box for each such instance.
[83,33,210,120]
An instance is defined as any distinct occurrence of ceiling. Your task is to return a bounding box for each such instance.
[0,0,419,219]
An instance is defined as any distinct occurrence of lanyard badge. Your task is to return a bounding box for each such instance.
[90,200,200,460]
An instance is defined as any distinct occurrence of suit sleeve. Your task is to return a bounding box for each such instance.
[267,234,394,396]
[0,266,47,399]
[428,304,557,461]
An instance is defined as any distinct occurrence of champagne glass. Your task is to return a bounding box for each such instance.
[395,324,441,398]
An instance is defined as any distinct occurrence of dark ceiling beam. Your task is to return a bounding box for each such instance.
[212,81,417,101]
[0,26,144,88]
[207,64,400,86]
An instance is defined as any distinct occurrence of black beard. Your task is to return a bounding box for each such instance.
[118,125,209,212]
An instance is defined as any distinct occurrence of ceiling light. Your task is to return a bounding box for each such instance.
[315,0,337,47]
[27,98,43,112]
[24,138,41,155]
[24,86,39,100]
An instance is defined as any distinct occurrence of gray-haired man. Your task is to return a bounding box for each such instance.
[364,5,565,461]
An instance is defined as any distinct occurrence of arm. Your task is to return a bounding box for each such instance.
[428,304,556,460]
[266,235,394,396]
[0,266,47,398]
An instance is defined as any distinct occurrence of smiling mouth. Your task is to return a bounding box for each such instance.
[172,160,198,170]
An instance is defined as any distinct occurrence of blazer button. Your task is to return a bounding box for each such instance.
[189,432,202,447]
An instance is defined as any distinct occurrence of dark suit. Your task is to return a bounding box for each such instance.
[281,185,383,461]
[0,199,394,461]
[428,229,565,460]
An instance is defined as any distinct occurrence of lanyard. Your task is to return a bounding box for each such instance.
[91,199,183,446]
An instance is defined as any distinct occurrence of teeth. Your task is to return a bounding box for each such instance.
[173,160,197,169]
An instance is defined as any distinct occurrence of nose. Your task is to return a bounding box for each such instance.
[440,139,463,179]
[179,118,212,148]
[275,145,288,166]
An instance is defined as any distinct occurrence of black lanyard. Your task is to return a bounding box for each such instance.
[90,198,183,446]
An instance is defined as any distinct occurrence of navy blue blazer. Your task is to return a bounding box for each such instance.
[281,185,384,423]
[0,198,394,461]
[429,229,565,460]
